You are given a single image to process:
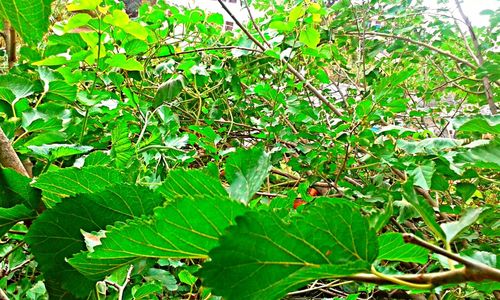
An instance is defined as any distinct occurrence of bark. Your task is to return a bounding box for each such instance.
[0,126,29,177]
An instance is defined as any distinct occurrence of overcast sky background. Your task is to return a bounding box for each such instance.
[422,0,500,27]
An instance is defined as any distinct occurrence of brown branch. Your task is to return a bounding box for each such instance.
[216,0,344,118]
[0,127,29,177]
[344,31,476,69]
[453,0,497,114]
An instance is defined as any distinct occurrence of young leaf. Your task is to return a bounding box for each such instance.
[68,195,248,280]
[25,184,164,298]
[225,147,271,203]
[199,203,378,300]
[299,25,320,49]
[441,208,489,243]
[377,232,429,264]
[402,180,446,241]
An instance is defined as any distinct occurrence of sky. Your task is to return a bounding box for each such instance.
[422,0,500,27]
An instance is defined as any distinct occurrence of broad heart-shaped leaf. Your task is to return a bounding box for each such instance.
[159,169,228,200]
[106,54,143,71]
[68,195,248,280]
[0,74,35,102]
[199,203,378,300]
[0,204,35,236]
[299,25,320,48]
[25,184,164,298]
[452,115,500,135]
[225,147,271,203]
[441,208,489,243]
[153,75,184,107]
[402,180,446,241]
[409,160,435,190]
[377,232,429,264]
[0,0,53,45]
[397,138,461,155]
[32,166,125,198]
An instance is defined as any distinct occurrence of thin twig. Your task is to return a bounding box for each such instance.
[104,265,134,300]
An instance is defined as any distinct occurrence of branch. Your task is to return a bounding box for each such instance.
[344,31,476,69]
[104,265,134,300]
[216,0,344,118]
[156,46,263,58]
[453,0,497,114]
[0,127,29,177]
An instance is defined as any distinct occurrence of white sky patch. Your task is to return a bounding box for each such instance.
[422,0,500,27]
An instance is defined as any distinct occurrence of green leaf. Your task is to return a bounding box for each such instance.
[106,54,144,71]
[456,182,476,201]
[409,160,435,190]
[111,121,134,168]
[452,115,500,135]
[0,204,35,236]
[159,169,228,200]
[199,203,378,300]
[397,138,461,155]
[402,180,446,241]
[0,167,39,209]
[0,74,35,102]
[377,232,429,264]
[299,25,320,49]
[46,81,77,103]
[25,184,164,298]
[28,144,93,160]
[154,75,184,107]
[124,39,149,56]
[68,195,247,280]
[441,208,488,243]
[454,139,500,170]
[0,0,54,45]
[32,166,124,198]
[289,4,306,23]
[225,147,271,203]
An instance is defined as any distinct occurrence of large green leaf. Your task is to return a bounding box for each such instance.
[159,169,228,200]
[199,203,378,300]
[0,0,53,45]
[0,204,35,236]
[402,180,446,241]
[441,208,489,243]
[377,232,429,264]
[452,115,500,135]
[68,195,248,280]
[33,166,125,198]
[397,138,461,155]
[409,161,435,190]
[153,75,184,107]
[0,74,35,102]
[25,184,164,298]
[225,147,271,203]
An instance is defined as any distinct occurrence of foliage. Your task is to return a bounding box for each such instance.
[0,0,499,299]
